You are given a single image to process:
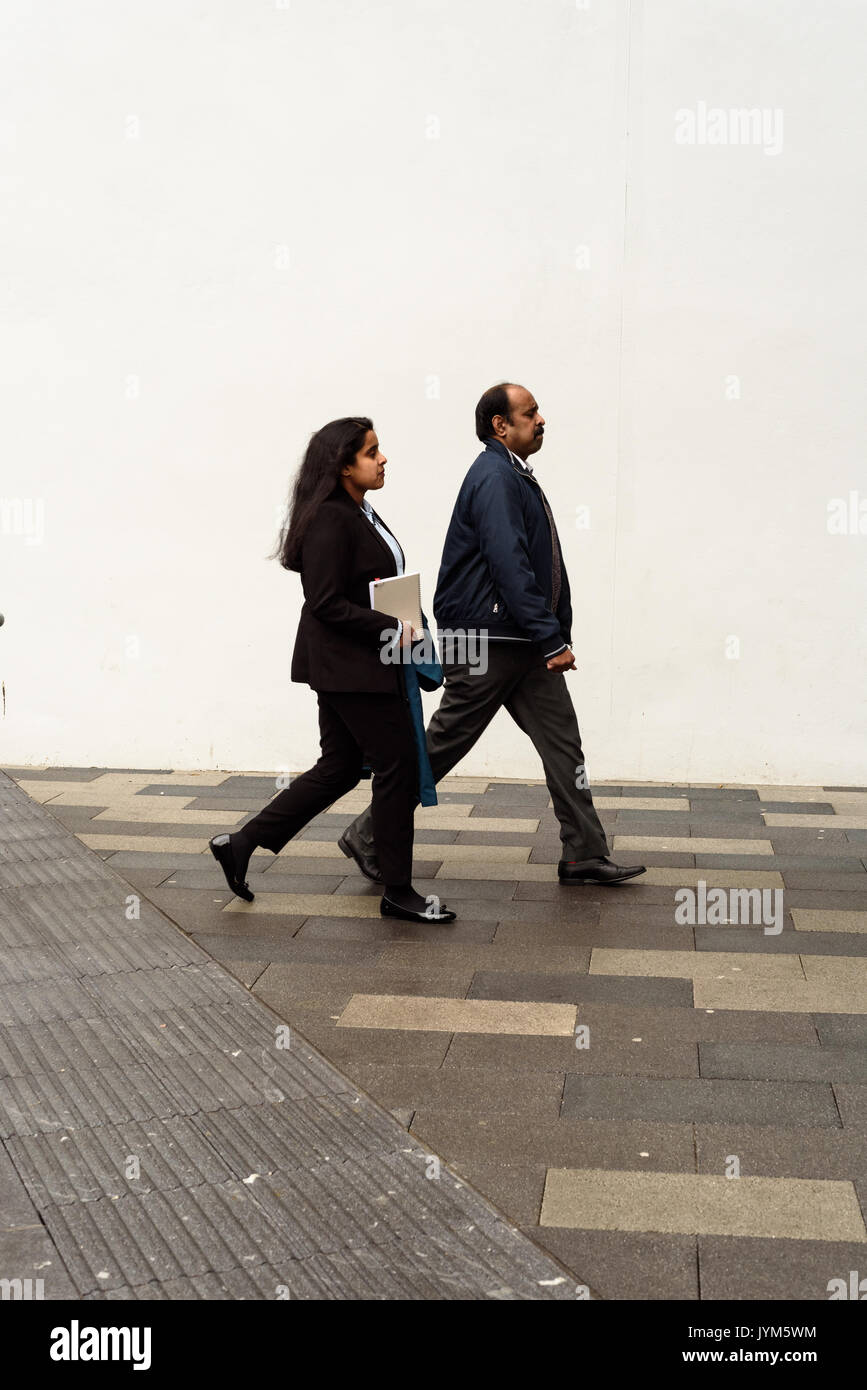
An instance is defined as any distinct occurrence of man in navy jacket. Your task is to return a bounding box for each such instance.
[339,382,645,887]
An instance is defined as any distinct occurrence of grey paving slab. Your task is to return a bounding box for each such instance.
[410,1111,696,1170]
[833,1085,867,1130]
[699,853,866,871]
[694,1123,867,1180]
[1,767,108,781]
[699,1042,867,1084]
[814,1015,867,1047]
[279,1013,454,1069]
[782,871,867,891]
[470,971,694,1008]
[190,932,385,968]
[560,1076,841,1127]
[343,1063,566,1119]
[295,914,496,944]
[466,967,592,1003]
[531,1227,698,1300]
[695,927,867,956]
[566,1003,817,1047]
[451,1160,547,1228]
[698,1235,867,1300]
[780,890,867,912]
[223,962,267,988]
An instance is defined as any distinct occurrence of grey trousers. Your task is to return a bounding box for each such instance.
[345,640,610,863]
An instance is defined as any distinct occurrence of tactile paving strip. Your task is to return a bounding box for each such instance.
[0,771,577,1300]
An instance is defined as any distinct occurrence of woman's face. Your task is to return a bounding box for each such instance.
[343,429,387,494]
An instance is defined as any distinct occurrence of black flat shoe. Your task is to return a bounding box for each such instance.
[380,895,457,924]
[209,833,255,902]
[558,857,646,886]
[338,830,384,884]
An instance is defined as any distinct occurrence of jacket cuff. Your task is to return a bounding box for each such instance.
[543,642,568,660]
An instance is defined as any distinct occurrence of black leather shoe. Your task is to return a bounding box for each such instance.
[209,833,255,902]
[338,829,384,884]
[558,857,646,885]
[380,896,457,924]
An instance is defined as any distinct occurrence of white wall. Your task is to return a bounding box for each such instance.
[2,0,865,783]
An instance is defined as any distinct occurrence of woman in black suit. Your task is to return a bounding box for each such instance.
[209,416,456,925]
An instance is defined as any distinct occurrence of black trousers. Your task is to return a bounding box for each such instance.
[239,690,418,885]
[345,641,610,862]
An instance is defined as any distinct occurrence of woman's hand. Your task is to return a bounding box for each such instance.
[400,619,422,648]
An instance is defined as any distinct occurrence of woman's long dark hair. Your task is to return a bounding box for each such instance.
[271,416,373,571]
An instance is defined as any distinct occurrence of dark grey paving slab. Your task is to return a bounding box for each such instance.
[453,830,540,846]
[757,801,835,814]
[694,1123,867,1179]
[467,966,592,1002]
[698,1235,867,1300]
[560,1076,841,1127]
[695,927,867,956]
[782,872,867,894]
[164,869,347,893]
[451,1160,547,1228]
[833,1085,867,1130]
[699,1042,867,1084]
[470,972,693,1008]
[223,961,267,988]
[780,890,867,911]
[769,830,853,850]
[331,1062,565,1121]
[296,915,496,944]
[191,932,385,968]
[410,1111,696,1169]
[814,1015,867,1047]
[699,854,865,871]
[1,767,109,781]
[201,776,280,796]
[465,800,544,819]
[532,1227,698,1300]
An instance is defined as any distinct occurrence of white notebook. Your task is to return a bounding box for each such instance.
[369,571,423,634]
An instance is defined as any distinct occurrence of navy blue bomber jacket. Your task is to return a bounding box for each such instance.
[432,437,572,654]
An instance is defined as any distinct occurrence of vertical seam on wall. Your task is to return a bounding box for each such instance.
[608,0,635,718]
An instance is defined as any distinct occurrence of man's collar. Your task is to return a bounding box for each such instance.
[510,449,534,475]
[484,437,534,475]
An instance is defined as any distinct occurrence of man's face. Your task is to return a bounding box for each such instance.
[494,386,545,460]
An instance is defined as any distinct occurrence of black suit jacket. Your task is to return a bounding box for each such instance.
[290,485,407,693]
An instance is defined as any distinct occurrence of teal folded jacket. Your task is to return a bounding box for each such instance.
[400,618,443,807]
[358,618,443,807]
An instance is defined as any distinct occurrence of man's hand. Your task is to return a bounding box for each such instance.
[546,648,576,672]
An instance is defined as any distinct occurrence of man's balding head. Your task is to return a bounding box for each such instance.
[475,382,545,460]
